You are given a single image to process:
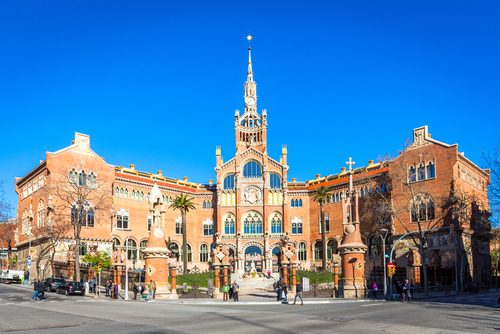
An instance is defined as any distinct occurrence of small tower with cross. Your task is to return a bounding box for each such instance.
[338,157,368,298]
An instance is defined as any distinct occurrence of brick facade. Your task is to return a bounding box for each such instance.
[13,48,492,286]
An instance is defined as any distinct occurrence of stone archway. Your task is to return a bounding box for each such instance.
[241,242,264,273]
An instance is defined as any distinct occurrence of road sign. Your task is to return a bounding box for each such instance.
[387,262,395,268]
[28,256,31,260]
[40,264,44,270]
[27,260,31,268]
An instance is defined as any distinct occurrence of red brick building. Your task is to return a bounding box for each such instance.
[14,45,492,287]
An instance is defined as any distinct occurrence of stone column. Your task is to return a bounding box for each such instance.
[338,221,367,298]
[68,260,74,280]
[170,264,177,294]
[334,263,339,286]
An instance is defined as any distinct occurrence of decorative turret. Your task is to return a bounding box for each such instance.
[235,34,267,154]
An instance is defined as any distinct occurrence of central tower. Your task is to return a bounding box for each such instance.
[235,34,268,154]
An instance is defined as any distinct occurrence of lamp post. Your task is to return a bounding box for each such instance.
[1,238,4,271]
[22,232,32,285]
[379,228,389,299]
[124,231,132,301]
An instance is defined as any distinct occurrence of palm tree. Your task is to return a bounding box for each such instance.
[311,186,330,270]
[169,194,197,274]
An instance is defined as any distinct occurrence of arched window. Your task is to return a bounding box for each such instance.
[412,193,435,222]
[361,188,364,197]
[124,189,128,198]
[132,190,136,200]
[139,240,148,260]
[336,193,340,202]
[270,174,281,189]
[314,241,323,260]
[116,209,129,229]
[69,170,77,185]
[224,215,235,234]
[126,239,137,260]
[202,200,206,209]
[37,200,45,227]
[200,244,209,262]
[169,243,180,261]
[298,199,302,207]
[292,217,303,235]
[369,235,382,256]
[243,161,262,178]
[410,167,416,182]
[418,165,426,181]
[79,171,86,187]
[327,240,338,259]
[427,163,435,178]
[291,199,295,208]
[175,217,182,235]
[182,244,192,262]
[71,201,94,227]
[270,213,282,234]
[223,175,235,190]
[244,213,262,234]
[79,243,87,256]
[203,219,214,236]
[113,238,121,250]
[115,187,119,196]
[298,242,307,261]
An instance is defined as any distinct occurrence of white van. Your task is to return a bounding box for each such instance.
[0,270,24,284]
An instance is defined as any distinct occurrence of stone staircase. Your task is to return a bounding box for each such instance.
[230,273,280,295]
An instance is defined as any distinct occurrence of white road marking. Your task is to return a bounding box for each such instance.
[5,303,13,305]
[361,304,379,307]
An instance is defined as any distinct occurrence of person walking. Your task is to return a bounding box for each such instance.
[396,281,403,301]
[105,280,110,297]
[222,282,230,302]
[276,279,283,301]
[147,280,156,302]
[36,279,45,301]
[232,281,239,302]
[93,278,97,295]
[24,271,29,285]
[402,279,411,303]
[282,284,288,302]
[113,281,119,299]
[228,282,233,300]
[133,283,140,300]
[31,280,39,301]
[372,282,378,299]
[293,282,304,305]
[110,282,114,299]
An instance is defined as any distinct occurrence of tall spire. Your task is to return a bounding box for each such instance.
[246,33,253,81]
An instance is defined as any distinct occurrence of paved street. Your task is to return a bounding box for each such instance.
[0,283,499,333]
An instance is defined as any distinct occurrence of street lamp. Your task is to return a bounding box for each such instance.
[379,228,389,299]
[22,232,32,285]
[124,231,132,301]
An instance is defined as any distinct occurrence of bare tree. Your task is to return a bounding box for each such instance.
[0,181,14,269]
[30,220,70,279]
[482,144,500,215]
[45,163,112,282]
[362,139,458,296]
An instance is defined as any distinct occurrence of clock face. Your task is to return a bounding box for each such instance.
[245,97,255,106]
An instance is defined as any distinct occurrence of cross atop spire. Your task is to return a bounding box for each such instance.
[346,157,355,172]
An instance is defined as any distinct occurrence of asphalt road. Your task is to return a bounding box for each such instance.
[0,283,499,333]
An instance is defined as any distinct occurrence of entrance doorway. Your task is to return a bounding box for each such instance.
[245,246,262,272]
[272,247,281,273]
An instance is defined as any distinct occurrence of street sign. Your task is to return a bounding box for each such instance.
[27,260,31,268]
[387,262,395,268]
[40,264,44,270]
[28,256,31,260]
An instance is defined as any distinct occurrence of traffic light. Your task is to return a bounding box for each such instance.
[97,263,102,270]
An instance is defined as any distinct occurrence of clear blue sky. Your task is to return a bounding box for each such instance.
[1,1,499,215]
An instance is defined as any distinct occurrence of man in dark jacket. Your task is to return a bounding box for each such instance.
[293,282,304,305]
[37,279,45,300]
[402,279,411,303]
[31,280,39,300]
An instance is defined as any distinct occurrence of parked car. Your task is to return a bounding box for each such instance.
[44,278,66,292]
[56,281,86,296]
